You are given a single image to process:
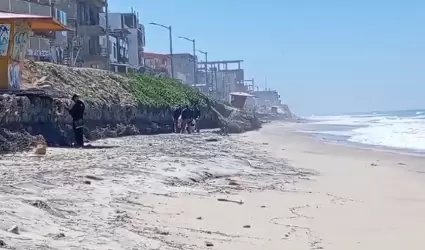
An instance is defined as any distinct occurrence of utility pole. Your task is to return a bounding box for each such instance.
[178,36,196,86]
[105,0,110,71]
[150,22,174,78]
[193,40,196,87]
[196,50,208,92]
[169,26,174,78]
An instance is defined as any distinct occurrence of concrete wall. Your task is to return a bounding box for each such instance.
[99,13,122,29]
[172,54,197,85]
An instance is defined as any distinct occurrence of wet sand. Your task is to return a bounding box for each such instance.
[1,122,425,249]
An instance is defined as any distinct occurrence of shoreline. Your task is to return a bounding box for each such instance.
[1,121,424,249]
[297,122,425,157]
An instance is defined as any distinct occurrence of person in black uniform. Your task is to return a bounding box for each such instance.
[180,105,192,134]
[68,94,85,147]
[173,106,182,133]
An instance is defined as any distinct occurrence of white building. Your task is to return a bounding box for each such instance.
[171,53,197,85]
[99,11,145,69]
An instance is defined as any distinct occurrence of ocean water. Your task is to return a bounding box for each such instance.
[301,109,425,153]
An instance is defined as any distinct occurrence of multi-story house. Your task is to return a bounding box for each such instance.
[54,0,107,69]
[171,53,197,85]
[99,11,145,72]
[252,89,281,107]
[143,52,170,75]
[100,11,145,69]
[0,0,68,63]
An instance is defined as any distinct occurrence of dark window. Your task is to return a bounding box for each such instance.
[77,3,85,25]
[89,37,99,55]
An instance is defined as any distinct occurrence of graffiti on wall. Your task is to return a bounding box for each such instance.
[0,24,11,56]
[11,22,29,61]
[8,62,21,89]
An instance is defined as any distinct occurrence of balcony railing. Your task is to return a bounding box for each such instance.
[0,0,67,26]
[27,36,51,57]
[0,0,51,16]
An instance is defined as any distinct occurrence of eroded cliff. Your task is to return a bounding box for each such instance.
[0,61,261,151]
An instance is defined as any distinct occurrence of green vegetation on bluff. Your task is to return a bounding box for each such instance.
[128,74,210,107]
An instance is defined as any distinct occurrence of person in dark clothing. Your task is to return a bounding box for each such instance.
[68,94,85,147]
[180,105,192,134]
[173,106,182,133]
[193,106,201,133]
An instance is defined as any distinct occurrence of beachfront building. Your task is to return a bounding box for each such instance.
[0,12,67,89]
[197,60,245,101]
[143,52,170,75]
[0,0,68,63]
[53,0,107,68]
[252,89,281,112]
[99,10,145,71]
[170,53,197,85]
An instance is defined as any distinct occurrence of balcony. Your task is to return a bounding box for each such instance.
[0,0,51,16]
[27,36,51,57]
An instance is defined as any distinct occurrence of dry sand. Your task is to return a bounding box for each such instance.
[1,122,425,249]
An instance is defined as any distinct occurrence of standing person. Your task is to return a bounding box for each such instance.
[173,106,182,133]
[193,105,201,133]
[180,105,192,134]
[68,94,85,147]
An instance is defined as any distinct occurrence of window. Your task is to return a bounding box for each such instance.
[89,37,99,55]
[77,3,85,25]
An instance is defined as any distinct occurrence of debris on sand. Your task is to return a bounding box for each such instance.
[217,198,244,205]
[34,143,47,155]
[85,175,104,181]
[228,180,240,186]
[205,241,214,247]
[7,225,19,234]
[205,138,220,142]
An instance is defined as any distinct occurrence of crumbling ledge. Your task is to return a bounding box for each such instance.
[0,93,260,151]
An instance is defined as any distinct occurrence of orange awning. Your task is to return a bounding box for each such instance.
[0,12,68,31]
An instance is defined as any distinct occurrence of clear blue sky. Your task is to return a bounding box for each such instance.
[109,0,425,116]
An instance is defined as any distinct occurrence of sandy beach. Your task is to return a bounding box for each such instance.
[1,122,425,249]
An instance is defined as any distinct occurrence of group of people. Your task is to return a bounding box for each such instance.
[173,105,201,134]
[67,95,203,148]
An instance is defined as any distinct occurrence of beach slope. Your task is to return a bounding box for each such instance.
[1,123,425,249]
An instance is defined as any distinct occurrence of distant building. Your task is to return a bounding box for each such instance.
[170,53,197,85]
[143,52,170,74]
[197,60,244,101]
[252,90,281,107]
[101,12,145,67]
[99,11,145,72]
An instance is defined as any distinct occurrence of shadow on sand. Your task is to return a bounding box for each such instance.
[53,144,119,150]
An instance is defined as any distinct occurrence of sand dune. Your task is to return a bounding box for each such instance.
[1,123,424,249]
